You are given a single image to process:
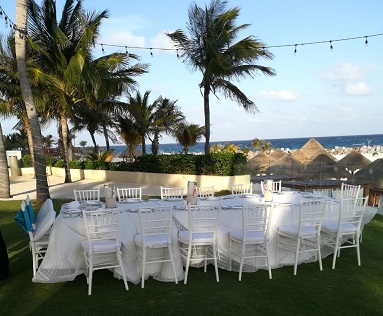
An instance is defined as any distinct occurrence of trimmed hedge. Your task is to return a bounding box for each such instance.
[56,153,247,176]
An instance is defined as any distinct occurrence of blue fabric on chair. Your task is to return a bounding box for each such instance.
[26,202,36,226]
[14,208,33,233]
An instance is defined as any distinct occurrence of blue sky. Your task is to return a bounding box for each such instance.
[0,0,382,146]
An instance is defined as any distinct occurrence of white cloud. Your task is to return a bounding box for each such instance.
[259,90,297,101]
[344,82,373,96]
[99,31,145,47]
[150,31,175,53]
[322,63,363,81]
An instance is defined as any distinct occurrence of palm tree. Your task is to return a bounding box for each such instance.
[173,122,205,154]
[149,97,184,155]
[0,123,10,198]
[117,116,141,161]
[27,0,109,183]
[167,0,276,154]
[15,0,50,202]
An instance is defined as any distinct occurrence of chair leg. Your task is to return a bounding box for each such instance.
[276,234,280,266]
[332,236,341,269]
[212,242,219,283]
[239,243,245,281]
[168,245,178,284]
[266,245,272,279]
[356,235,361,266]
[31,246,37,276]
[88,261,93,295]
[229,239,232,271]
[117,251,129,291]
[294,239,300,276]
[184,244,192,284]
[317,237,323,271]
[141,247,146,289]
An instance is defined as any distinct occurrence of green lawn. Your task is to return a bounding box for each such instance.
[1,200,383,315]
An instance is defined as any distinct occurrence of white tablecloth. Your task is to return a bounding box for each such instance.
[32,193,376,283]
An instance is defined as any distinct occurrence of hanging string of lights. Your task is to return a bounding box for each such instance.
[0,5,27,38]
[1,4,382,55]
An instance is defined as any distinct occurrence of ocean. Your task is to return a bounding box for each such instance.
[109,134,383,155]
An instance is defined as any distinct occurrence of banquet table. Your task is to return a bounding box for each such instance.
[32,192,377,283]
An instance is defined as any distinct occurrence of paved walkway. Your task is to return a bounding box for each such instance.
[4,175,162,200]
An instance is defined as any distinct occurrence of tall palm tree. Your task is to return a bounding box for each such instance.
[117,116,141,161]
[27,0,108,183]
[167,0,276,154]
[173,122,205,154]
[0,123,10,198]
[15,0,50,202]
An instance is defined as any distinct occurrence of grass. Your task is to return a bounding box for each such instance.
[1,200,383,315]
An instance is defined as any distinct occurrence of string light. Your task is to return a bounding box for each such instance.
[125,46,129,56]
[150,48,153,57]
[176,49,179,58]
[101,44,104,53]
[365,36,368,46]
[329,40,333,50]
[0,5,28,37]
[294,44,297,54]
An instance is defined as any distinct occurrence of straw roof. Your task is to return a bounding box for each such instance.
[247,152,275,173]
[354,158,383,189]
[300,138,335,162]
[269,149,286,160]
[119,147,142,158]
[291,149,310,163]
[265,154,304,177]
[338,150,371,173]
[298,154,349,180]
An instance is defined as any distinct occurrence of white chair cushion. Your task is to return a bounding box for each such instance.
[81,239,120,253]
[30,235,49,248]
[278,225,317,237]
[322,220,358,234]
[33,209,56,241]
[230,229,266,242]
[178,230,214,244]
[134,233,170,248]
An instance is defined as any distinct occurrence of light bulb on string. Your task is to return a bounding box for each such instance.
[125,46,129,57]
[176,49,179,58]
[101,44,105,53]
[294,44,297,54]
[0,10,3,18]
[150,48,153,57]
[5,16,8,27]
[329,40,333,50]
[365,36,368,46]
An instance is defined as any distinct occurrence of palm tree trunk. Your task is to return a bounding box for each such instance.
[60,115,72,183]
[0,123,11,198]
[141,136,146,155]
[203,84,211,155]
[151,130,159,155]
[102,123,110,150]
[90,132,98,153]
[15,0,50,203]
[23,118,35,165]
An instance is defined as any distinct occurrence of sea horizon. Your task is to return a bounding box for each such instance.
[105,133,383,155]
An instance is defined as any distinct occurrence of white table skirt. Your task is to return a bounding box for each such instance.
[32,193,376,283]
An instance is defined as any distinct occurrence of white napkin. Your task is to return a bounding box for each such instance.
[67,201,80,208]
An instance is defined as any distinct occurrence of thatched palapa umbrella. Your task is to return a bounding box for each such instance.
[299,154,349,180]
[269,149,286,160]
[300,138,335,162]
[119,147,142,161]
[354,158,383,189]
[291,149,309,164]
[338,150,371,174]
[248,152,275,174]
[265,154,304,178]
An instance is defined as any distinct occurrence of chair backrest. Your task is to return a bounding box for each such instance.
[339,197,367,231]
[160,186,184,200]
[341,183,361,199]
[196,186,214,198]
[272,180,282,193]
[117,187,142,202]
[74,189,100,202]
[231,183,253,195]
[298,200,326,235]
[313,188,332,197]
[82,209,121,246]
[187,205,221,239]
[138,206,173,243]
[242,204,272,242]
[32,199,56,242]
